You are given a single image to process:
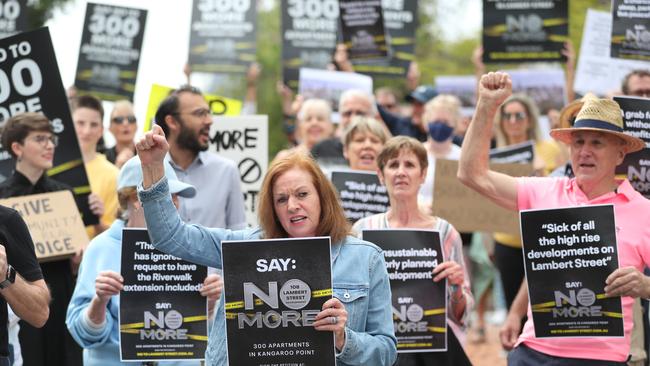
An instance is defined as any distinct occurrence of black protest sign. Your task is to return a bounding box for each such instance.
[188,0,256,73]
[339,0,389,60]
[489,140,534,164]
[362,230,446,352]
[482,0,568,63]
[611,0,650,61]
[119,228,208,361]
[614,96,650,197]
[331,170,389,221]
[520,205,623,338]
[0,27,96,226]
[74,3,147,101]
[281,0,338,90]
[222,237,335,366]
[353,0,417,78]
[0,0,31,39]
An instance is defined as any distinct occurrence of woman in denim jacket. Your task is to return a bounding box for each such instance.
[135,125,397,366]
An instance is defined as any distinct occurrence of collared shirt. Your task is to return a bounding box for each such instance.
[167,151,246,230]
[516,177,650,362]
[0,170,71,197]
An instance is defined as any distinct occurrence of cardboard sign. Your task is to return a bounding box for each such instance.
[281,0,338,90]
[614,96,650,198]
[611,0,650,61]
[489,140,534,164]
[143,83,242,132]
[339,0,389,60]
[298,68,373,121]
[209,115,268,227]
[0,191,87,261]
[74,3,148,101]
[352,0,417,78]
[432,159,532,235]
[362,229,447,352]
[221,237,335,366]
[482,0,568,63]
[119,228,208,361]
[188,0,256,73]
[0,0,31,39]
[574,9,648,96]
[520,205,623,338]
[331,170,388,221]
[0,27,96,226]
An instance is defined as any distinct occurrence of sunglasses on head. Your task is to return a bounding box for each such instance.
[112,115,137,124]
[502,112,527,122]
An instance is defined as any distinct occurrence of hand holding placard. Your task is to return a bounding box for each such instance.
[605,266,650,298]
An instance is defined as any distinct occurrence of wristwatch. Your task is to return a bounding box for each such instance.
[0,265,16,289]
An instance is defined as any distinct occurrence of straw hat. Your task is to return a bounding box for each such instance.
[550,96,645,153]
[557,93,597,129]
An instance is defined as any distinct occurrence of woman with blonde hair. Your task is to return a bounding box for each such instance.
[276,98,334,160]
[342,116,388,171]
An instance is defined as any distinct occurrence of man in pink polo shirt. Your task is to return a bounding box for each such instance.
[458,71,650,365]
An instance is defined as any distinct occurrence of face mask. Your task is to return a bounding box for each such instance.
[427,121,454,142]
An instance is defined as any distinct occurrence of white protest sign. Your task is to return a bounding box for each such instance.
[574,9,649,96]
[209,115,268,227]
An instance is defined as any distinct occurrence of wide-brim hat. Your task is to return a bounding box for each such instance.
[118,156,196,198]
[550,96,645,153]
[557,93,597,129]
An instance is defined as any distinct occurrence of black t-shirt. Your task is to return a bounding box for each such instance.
[0,206,44,356]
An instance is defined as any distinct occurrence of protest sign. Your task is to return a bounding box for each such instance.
[614,96,650,198]
[119,228,208,361]
[298,68,373,120]
[281,0,338,90]
[331,170,388,221]
[352,0,417,78]
[339,0,388,60]
[575,10,648,96]
[432,159,532,235]
[209,115,268,227]
[0,0,31,39]
[74,3,147,101]
[435,75,477,112]
[520,205,623,338]
[611,0,650,61]
[362,229,446,352]
[143,84,242,131]
[0,191,87,261]
[482,0,568,63]
[222,237,335,365]
[508,68,566,115]
[489,140,534,164]
[188,0,256,73]
[0,27,96,225]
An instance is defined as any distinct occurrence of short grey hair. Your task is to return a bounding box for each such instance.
[338,89,377,114]
[341,116,388,147]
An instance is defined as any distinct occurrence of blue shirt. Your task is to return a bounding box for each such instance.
[138,177,397,366]
[66,220,203,366]
[167,151,247,229]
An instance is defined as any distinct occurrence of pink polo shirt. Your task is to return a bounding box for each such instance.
[515,177,650,362]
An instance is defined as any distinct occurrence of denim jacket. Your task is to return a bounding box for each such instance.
[138,177,397,366]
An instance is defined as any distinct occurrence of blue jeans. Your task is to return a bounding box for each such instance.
[508,344,627,366]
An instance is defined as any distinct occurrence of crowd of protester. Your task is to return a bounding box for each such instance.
[0,29,649,366]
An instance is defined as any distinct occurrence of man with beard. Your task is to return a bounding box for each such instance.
[154,85,246,229]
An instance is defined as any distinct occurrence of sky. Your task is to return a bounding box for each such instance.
[45,0,482,141]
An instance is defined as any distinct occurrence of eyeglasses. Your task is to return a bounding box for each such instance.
[380,103,397,110]
[341,110,368,118]
[111,115,137,125]
[29,134,58,147]
[502,112,527,122]
[173,108,211,119]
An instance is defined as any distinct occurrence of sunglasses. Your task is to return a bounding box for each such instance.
[502,112,527,122]
[112,115,137,125]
